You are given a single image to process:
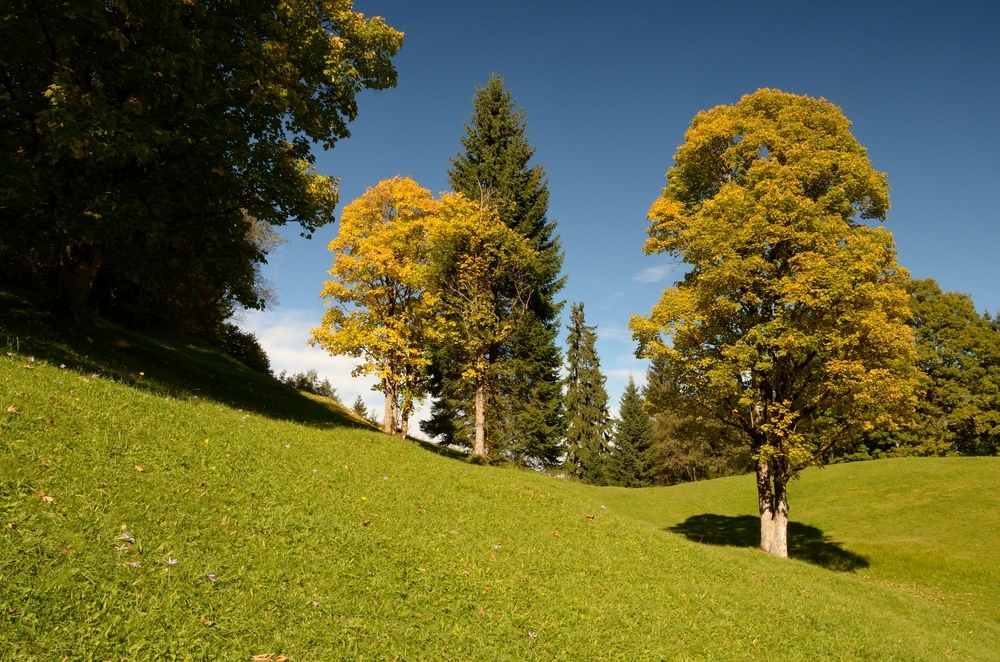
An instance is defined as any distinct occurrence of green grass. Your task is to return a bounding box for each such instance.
[2,290,1000,660]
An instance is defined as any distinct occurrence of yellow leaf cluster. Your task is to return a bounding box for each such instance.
[630,89,918,475]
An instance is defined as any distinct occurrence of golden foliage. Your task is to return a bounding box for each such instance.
[630,89,918,477]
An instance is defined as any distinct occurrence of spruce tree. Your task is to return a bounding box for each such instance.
[610,376,656,487]
[422,74,566,466]
[563,303,611,483]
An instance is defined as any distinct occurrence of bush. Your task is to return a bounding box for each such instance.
[276,369,340,402]
[221,323,271,375]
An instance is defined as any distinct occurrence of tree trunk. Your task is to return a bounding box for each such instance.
[399,404,410,439]
[58,243,103,323]
[473,381,487,458]
[383,383,398,435]
[757,459,789,558]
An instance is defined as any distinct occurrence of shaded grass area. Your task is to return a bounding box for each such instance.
[0,286,362,430]
[667,514,869,572]
[3,290,1000,659]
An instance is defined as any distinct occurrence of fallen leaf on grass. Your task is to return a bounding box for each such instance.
[251,655,288,662]
[361,520,371,527]
[552,530,561,537]
[200,616,214,627]
[39,492,54,503]
[59,547,70,554]
[586,514,595,520]
[134,465,145,473]
[6,405,18,414]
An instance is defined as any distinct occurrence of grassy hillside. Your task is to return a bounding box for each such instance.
[3,292,1000,660]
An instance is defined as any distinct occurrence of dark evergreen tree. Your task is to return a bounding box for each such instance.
[352,395,370,421]
[563,303,611,483]
[609,376,655,487]
[422,74,566,467]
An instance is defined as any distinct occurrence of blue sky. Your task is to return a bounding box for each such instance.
[241,0,1000,429]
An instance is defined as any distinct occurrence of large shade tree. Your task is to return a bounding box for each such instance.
[0,0,402,329]
[630,89,918,557]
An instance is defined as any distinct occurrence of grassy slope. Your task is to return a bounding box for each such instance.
[2,294,1000,660]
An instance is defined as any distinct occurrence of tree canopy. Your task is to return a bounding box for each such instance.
[630,89,918,556]
[0,0,402,330]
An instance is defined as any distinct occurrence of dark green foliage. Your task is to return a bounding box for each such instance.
[276,369,340,403]
[0,0,400,330]
[644,354,751,484]
[861,279,1000,458]
[352,395,370,419]
[608,376,656,487]
[423,74,565,466]
[563,303,611,483]
[219,323,271,376]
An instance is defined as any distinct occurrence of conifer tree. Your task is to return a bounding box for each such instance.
[422,74,565,466]
[563,303,611,483]
[609,376,656,487]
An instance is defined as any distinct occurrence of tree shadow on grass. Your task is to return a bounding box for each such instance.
[667,514,869,572]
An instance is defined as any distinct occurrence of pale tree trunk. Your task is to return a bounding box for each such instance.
[383,383,398,435]
[399,403,410,439]
[473,381,487,459]
[756,459,789,558]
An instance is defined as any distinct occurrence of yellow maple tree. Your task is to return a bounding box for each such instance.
[630,90,919,557]
[310,177,438,437]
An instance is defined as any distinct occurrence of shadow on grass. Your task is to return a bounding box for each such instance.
[1,286,364,431]
[667,514,869,572]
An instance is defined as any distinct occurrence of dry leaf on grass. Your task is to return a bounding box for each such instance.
[252,655,288,662]
[199,616,214,627]
[39,492,53,503]
[6,406,17,414]
[134,465,145,473]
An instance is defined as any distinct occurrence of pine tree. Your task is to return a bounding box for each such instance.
[422,74,566,466]
[352,395,369,421]
[609,376,655,487]
[563,303,611,483]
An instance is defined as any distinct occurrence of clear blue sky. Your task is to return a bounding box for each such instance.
[241,0,1000,426]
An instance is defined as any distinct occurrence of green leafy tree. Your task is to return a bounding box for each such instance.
[563,302,611,483]
[0,0,402,329]
[608,376,656,487]
[896,279,1000,456]
[644,354,751,484]
[630,89,918,557]
[423,74,565,467]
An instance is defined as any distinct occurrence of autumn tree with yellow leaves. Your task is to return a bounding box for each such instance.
[310,177,438,438]
[426,193,538,459]
[630,89,919,557]
[312,180,536,453]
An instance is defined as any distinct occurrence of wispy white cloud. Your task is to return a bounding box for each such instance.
[631,264,673,284]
